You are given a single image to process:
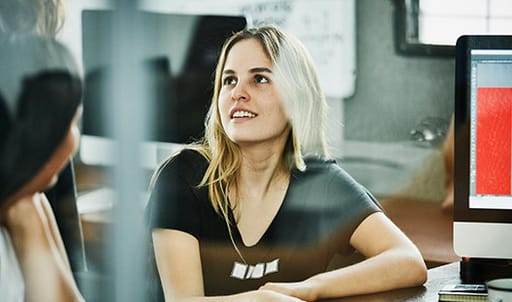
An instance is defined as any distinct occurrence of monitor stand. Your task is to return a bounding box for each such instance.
[460,258,512,284]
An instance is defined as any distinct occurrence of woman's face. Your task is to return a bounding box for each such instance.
[218,38,290,149]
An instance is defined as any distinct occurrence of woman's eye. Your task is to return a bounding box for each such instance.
[223,77,237,85]
[255,75,269,84]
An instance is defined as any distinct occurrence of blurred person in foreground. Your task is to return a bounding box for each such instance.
[0,28,84,301]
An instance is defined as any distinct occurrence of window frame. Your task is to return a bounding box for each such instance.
[393,0,455,57]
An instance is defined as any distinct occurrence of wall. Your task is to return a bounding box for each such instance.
[338,0,457,201]
[345,0,454,142]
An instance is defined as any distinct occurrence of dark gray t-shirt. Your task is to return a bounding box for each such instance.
[147,149,381,295]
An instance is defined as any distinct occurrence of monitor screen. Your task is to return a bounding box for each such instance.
[79,10,246,168]
[454,35,512,259]
[469,50,512,210]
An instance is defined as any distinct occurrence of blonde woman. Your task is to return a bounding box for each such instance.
[147,26,427,302]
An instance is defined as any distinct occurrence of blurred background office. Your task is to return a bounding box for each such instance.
[61,0,512,205]
[21,0,511,300]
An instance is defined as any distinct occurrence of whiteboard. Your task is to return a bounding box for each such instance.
[239,0,356,98]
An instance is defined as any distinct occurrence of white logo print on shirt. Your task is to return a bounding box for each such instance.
[230,258,280,279]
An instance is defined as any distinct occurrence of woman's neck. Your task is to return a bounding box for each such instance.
[235,148,289,201]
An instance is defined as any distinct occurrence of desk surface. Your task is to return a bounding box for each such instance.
[76,188,463,300]
[321,262,460,302]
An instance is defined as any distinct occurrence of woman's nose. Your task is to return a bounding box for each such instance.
[231,82,249,102]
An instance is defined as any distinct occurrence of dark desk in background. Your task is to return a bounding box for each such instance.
[321,262,460,302]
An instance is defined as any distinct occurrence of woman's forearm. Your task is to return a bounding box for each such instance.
[162,250,426,302]
[305,249,427,300]
[171,290,306,302]
[6,194,84,302]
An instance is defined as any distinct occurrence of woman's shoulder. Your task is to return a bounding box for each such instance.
[162,148,207,167]
[154,148,208,181]
[297,155,382,210]
[301,156,348,178]
[303,155,337,168]
[299,155,367,193]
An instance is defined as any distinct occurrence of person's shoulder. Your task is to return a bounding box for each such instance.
[148,148,208,192]
[162,148,207,167]
[302,156,347,177]
[174,148,206,161]
[300,155,382,210]
[303,155,337,169]
[300,155,363,189]
[156,148,208,178]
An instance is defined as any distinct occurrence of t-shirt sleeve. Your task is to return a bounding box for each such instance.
[145,152,201,239]
[330,164,381,218]
[323,163,383,253]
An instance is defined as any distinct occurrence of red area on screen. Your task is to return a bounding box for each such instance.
[475,87,512,195]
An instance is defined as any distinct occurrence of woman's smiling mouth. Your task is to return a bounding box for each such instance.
[232,110,257,118]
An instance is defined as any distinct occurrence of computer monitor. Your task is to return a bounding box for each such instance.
[453,35,512,260]
[79,10,246,168]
